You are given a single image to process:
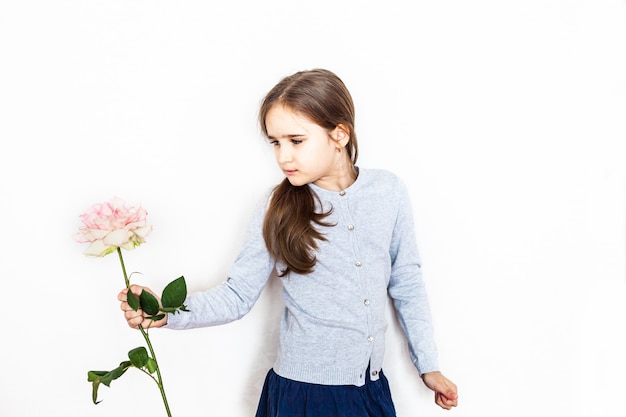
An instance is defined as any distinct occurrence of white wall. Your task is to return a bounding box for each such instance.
[1,1,625,416]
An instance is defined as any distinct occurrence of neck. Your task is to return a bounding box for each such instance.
[314,159,358,191]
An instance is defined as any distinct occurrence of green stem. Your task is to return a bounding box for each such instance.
[139,325,172,417]
[117,248,172,417]
[117,248,130,288]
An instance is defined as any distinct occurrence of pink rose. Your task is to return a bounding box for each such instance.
[74,197,153,257]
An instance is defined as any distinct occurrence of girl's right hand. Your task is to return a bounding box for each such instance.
[118,284,168,329]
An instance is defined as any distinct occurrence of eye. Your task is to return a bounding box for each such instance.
[291,139,303,145]
[268,139,279,147]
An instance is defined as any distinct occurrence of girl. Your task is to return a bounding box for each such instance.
[119,68,458,416]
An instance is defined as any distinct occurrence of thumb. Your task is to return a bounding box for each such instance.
[437,380,458,400]
[443,388,458,401]
[128,284,144,297]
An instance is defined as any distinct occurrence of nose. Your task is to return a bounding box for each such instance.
[276,145,293,163]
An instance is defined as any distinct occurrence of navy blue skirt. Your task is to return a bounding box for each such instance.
[254,368,397,417]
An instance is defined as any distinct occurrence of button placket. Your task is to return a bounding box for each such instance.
[338,188,374,357]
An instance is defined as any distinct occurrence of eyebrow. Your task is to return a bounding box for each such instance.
[267,134,306,140]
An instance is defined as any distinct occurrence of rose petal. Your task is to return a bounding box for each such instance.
[104,229,133,247]
[83,240,113,257]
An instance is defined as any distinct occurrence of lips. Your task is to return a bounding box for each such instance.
[283,169,297,176]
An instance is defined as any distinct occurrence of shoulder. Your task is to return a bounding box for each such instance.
[358,168,406,191]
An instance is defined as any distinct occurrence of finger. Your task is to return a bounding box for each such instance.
[120,301,139,311]
[436,392,454,410]
[120,300,140,312]
[440,391,458,409]
[120,298,135,310]
[117,288,128,302]
[443,393,458,407]
[124,309,141,321]
[444,383,459,404]
[435,392,447,409]
[444,387,458,401]
[126,313,145,328]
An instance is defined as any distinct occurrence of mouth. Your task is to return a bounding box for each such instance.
[283,169,297,176]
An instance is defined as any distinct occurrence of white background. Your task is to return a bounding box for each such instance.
[1,1,625,416]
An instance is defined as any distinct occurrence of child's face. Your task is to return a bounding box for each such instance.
[265,104,347,189]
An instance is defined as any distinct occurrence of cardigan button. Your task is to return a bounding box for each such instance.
[367,336,374,342]
[339,190,346,196]
[355,261,362,267]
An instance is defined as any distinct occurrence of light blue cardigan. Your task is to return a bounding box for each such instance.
[166,168,439,386]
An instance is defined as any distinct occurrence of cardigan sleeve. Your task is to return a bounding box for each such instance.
[166,193,276,330]
[386,178,440,375]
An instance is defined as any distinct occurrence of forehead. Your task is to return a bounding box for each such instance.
[265,104,321,138]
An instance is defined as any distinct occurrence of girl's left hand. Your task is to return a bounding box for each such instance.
[421,371,458,410]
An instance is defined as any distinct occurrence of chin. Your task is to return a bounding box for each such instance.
[286,177,308,187]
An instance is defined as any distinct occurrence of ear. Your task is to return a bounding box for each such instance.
[331,124,350,148]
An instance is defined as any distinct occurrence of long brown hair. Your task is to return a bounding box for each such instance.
[259,69,359,276]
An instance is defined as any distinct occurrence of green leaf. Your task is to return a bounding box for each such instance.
[88,374,103,404]
[146,357,158,374]
[87,361,131,404]
[87,370,108,382]
[139,290,160,316]
[87,371,108,403]
[128,347,149,368]
[161,276,187,309]
[105,361,131,385]
[127,290,140,312]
